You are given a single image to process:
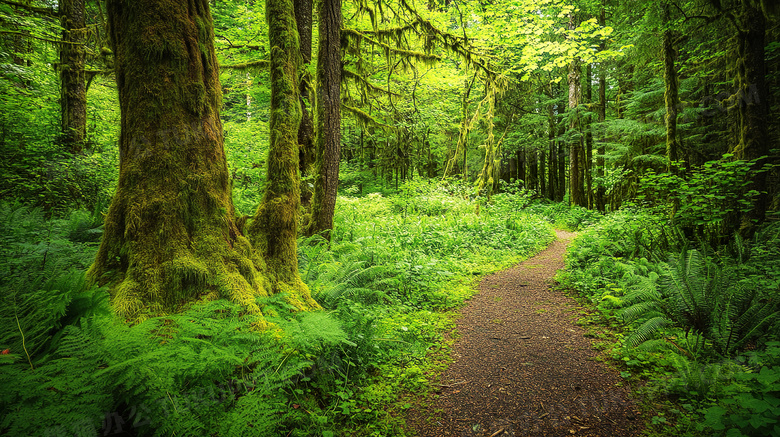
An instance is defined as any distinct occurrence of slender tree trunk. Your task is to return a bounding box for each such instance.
[586,63,594,209]
[548,102,557,200]
[529,148,538,192]
[557,101,567,202]
[92,0,317,320]
[596,5,607,212]
[734,3,770,238]
[539,145,547,197]
[60,0,87,154]
[568,17,585,207]
[306,0,342,239]
[295,0,315,204]
[662,0,681,169]
[518,148,526,187]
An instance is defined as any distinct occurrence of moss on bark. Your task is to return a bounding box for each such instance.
[59,0,87,154]
[90,0,276,321]
[248,0,319,311]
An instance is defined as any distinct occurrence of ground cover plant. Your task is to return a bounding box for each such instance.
[1,182,556,436]
[559,205,780,437]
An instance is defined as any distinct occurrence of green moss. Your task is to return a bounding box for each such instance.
[93,0,316,322]
[244,0,319,311]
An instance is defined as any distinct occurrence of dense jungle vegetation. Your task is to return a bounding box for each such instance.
[1,0,779,436]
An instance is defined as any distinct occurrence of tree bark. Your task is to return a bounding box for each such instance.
[539,144,547,197]
[586,63,594,209]
[662,0,681,170]
[305,0,342,239]
[248,0,320,315]
[595,4,607,212]
[92,0,314,320]
[734,3,770,238]
[567,15,586,207]
[557,96,567,202]
[59,0,87,154]
[528,148,538,192]
[295,0,315,204]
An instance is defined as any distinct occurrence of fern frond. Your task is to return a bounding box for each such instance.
[625,316,669,347]
[620,301,663,323]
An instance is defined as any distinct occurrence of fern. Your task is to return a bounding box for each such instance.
[620,248,779,356]
[711,285,779,356]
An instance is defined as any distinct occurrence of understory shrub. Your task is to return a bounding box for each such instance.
[2,184,557,436]
[560,208,780,437]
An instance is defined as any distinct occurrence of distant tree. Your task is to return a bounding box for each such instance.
[661,0,681,170]
[59,0,87,153]
[567,13,586,207]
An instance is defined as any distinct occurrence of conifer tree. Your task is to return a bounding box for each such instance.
[305,0,342,239]
[59,0,86,154]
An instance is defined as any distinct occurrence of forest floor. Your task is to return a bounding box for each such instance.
[408,230,644,437]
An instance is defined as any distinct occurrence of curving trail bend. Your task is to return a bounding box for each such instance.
[410,230,643,437]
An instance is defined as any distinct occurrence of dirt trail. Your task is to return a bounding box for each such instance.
[410,230,643,437]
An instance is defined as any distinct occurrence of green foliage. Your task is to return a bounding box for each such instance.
[561,205,780,436]
[619,249,778,356]
[638,156,775,242]
[1,186,556,436]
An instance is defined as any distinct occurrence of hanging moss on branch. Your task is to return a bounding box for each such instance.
[247,0,319,310]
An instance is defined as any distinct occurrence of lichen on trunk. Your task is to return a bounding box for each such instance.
[90,0,273,321]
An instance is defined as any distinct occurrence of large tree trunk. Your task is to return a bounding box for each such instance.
[306,0,342,239]
[295,0,315,204]
[91,0,311,320]
[662,0,681,169]
[59,0,87,154]
[734,3,770,238]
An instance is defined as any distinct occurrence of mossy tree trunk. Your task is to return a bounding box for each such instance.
[662,0,681,170]
[59,0,87,154]
[305,0,342,239]
[90,0,315,321]
[733,3,770,238]
[248,0,319,310]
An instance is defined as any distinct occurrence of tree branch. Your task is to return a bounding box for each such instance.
[221,59,270,70]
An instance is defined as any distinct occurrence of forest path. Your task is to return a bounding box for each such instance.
[409,230,643,437]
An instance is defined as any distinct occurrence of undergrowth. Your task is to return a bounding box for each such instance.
[559,207,780,437]
[1,181,560,436]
